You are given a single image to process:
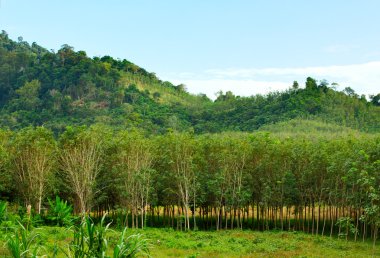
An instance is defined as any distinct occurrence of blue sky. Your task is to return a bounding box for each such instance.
[1,0,380,98]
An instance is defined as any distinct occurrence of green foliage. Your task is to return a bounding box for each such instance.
[12,80,41,111]
[195,82,380,133]
[68,215,150,258]
[0,32,379,133]
[0,201,7,223]
[258,118,360,135]
[113,229,151,258]
[47,196,73,227]
[336,217,357,239]
[10,127,56,214]
[70,216,111,258]
[1,32,380,256]
[370,93,380,106]
[0,129,12,198]
[0,227,377,257]
[6,221,40,258]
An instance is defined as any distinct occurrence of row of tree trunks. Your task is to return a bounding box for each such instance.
[96,204,373,241]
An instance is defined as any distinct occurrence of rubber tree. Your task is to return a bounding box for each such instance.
[157,131,196,231]
[11,127,56,214]
[356,149,380,253]
[59,126,104,215]
[112,130,154,228]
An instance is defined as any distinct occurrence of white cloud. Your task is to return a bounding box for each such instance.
[323,44,359,54]
[163,61,380,100]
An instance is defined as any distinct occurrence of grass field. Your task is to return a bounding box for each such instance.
[0,227,378,257]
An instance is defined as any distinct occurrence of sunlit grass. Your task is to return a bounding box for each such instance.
[0,227,377,257]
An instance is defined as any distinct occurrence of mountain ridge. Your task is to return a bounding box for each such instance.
[0,30,379,134]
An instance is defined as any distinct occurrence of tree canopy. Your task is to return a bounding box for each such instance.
[0,31,379,134]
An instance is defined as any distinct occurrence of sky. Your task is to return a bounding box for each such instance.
[1,0,380,99]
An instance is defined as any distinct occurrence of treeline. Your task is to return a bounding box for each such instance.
[0,30,196,133]
[1,30,380,134]
[197,79,380,133]
[0,126,379,241]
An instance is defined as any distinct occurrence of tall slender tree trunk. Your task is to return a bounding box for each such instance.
[373,226,378,257]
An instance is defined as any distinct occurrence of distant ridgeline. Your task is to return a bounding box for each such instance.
[0,30,379,134]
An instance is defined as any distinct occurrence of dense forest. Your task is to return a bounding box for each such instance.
[0,30,379,134]
[0,126,380,243]
[0,31,380,248]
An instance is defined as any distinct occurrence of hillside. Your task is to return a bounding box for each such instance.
[258,118,361,136]
[0,30,379,133]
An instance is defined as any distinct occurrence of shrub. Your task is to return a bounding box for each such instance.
[47,196,73,227]
[0,201,7,223]
[68,214,150,258]
[6,221,40,258]
[113,229,151,258]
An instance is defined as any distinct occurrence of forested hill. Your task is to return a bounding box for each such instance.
[1,30,380,134]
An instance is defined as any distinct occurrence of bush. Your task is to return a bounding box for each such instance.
[0,201,7,223]
[6,221,40,258]
[68,214,151,258]
[47,196,73,227]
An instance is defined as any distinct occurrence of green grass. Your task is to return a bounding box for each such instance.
[0,227,378,257]
[258,118,361,135]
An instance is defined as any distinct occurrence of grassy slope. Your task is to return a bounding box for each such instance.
[0,227,377,257]
[120,74,208,108]
[258,118,365,138]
